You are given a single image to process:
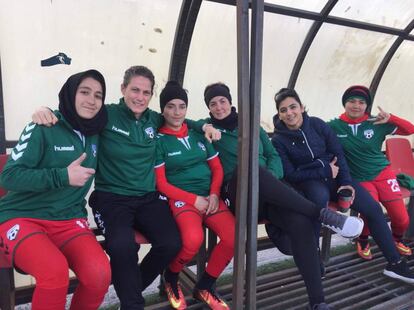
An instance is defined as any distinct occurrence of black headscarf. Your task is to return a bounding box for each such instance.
[58,69,108,136]
[210,106,238,131]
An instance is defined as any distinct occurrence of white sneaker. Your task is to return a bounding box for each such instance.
[320,208,363,239]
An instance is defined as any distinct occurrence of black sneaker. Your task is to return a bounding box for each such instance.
[383,259,414,284]
[308,302,331,310]
[319,208,363,239]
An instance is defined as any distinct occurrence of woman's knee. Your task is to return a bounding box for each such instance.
[218,228,235,252]
[300,182,330,208]
[105,240,139,268]
[76,256,111,290]
[219,236,235,253]
[63,236,112,291]
[33,259,69,289]
[180,231,203,255]
[151,230,182,260]
[104,229,139,256]
[283,213,315,235]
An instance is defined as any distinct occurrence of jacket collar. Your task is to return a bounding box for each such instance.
[339,112,369,124]
[159,123,188,138]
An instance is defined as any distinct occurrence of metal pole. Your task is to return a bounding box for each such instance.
[245,0,264,308]
[233,0,250,308]
[0,57,6,153]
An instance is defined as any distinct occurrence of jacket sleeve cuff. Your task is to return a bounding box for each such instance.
[58,168,70,186]
[337,175,352,187]
[323,165,332,178]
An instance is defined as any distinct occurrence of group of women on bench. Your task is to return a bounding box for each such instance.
[0,66,413,310]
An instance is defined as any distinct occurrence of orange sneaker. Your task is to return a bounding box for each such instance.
[193,288,229,310]
[356,240,372,260]
[395,241,412,256]
[164,280,186,309]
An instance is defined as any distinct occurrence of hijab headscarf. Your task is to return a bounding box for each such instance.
[58,69,108,136]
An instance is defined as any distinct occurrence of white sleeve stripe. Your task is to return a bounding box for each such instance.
[154,162,165,168]
[15,142,28,152]
[207,152,219,161]
[20,132,32,142]
[391,126,398,135]
[11,150,23,161]
[12,124,36,160]
[25,123,36,132]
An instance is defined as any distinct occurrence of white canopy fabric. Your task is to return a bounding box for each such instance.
[0,0,413,140]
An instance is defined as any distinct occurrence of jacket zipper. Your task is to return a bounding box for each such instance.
[299,129,315,160]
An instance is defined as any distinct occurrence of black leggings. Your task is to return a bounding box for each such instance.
[294,178,400,264]
[89,190,181,310]
[268,206,324,306]
[223,167,324,306]
[224,166,321,221]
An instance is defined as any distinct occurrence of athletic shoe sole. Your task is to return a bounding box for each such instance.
[328,217,364,239]
[383,269,414,284]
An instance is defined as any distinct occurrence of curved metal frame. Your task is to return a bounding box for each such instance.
[0,5,413,308]
[198,0,414,99]
[288,0,338,89]
[369,19,414,104]
[0,58,5,153]
[168,0,203,84]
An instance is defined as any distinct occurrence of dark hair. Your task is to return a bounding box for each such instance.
[274,88,302,110]
[122,65,155,94]
[203,82,232,107]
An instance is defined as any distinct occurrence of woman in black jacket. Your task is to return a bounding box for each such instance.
[272,87,414,284]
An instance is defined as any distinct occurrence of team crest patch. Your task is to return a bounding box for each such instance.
[91,144,97,157]
[175,201,185,208]
[364,129,374,139]
[7,224,20,241]
[145,127,155,139]
[198,142,206,151]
